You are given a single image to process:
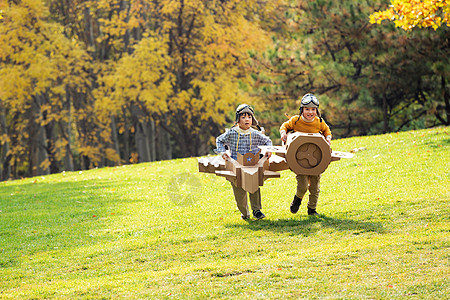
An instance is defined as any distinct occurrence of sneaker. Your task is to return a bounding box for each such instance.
[290,195,302,214]
[307,207,319,216]
[252,210,266,220]
[241,214,250,220]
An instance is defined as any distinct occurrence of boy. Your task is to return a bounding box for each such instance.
[279,93,332,216]
[216,104,272,220]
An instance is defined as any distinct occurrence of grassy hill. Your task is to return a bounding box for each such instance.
[1,127,449,299]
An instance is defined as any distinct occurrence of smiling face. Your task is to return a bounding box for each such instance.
[238,113,253,130]
[302,107,317,121]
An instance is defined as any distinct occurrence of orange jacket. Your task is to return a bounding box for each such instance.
[280,116,331,137]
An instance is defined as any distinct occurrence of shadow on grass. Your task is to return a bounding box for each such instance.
[434,137,450,147]
[227,215,386,237]
[425,130,450,147]
[0,178,124,257]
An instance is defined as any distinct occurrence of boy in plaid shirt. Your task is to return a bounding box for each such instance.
[216,104,272,220]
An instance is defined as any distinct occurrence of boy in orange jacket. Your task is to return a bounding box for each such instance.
[279,93,332,216]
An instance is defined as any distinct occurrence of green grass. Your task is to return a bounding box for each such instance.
[1,127,449,299]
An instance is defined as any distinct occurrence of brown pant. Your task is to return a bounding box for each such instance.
[231,183,262,217]
[296,174,321,210]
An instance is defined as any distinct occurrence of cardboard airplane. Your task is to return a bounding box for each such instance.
[198,150,280,194]
[198,132,353,193]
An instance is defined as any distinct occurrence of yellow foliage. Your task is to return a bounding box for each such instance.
[0,133,10,145]
[0,0,280,172]
[54,139,69,151]
[39,158,51,171]
[78,146,101,163]
[0,0,90,119]
[53,145,66,164]
[155,0,273,134]
[129,152,139,164]
[370,0,450,30]
[105,148,120,163]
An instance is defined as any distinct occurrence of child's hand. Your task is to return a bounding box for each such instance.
[222,153,230,160]
[281,131,287,143]
[264,152,272,159]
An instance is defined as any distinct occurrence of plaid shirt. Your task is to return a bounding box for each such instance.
[216,127,272,160]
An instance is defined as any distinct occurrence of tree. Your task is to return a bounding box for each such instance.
[369,1,450,127]
[249,0,449,138]
[0,0,276,178]
[370,0,450,30]
[158,0,276,157]
[50,0,275,161]
[101,36,173,162]
[0,0,90,178]
[97,0,275,158]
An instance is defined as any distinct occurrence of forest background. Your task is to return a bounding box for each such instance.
[0,0,448,180]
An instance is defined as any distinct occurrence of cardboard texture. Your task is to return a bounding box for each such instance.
[267,154,289,172]
[199,133,354,192]
[198,156,226,173]
[198,151,282,193]
[237,150,261,166]
[331,150,354,159]
[259,133,354,175]
[285,132,331,175]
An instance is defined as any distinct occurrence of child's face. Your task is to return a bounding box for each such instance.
[238,113,253,130]
[302,107,317,121]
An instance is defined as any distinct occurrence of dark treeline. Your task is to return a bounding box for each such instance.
[0,0,448,180]
[250,0,449,139]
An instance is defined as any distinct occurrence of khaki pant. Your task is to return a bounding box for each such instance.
[231,183,262,217]
[296,174,321,210]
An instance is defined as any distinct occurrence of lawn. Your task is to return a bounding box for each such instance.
[0,127,449,299]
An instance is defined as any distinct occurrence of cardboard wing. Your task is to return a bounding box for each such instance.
[198,152,282,193]
[198,132,354,191]
[198,156,226,173]
[284,132,354,175]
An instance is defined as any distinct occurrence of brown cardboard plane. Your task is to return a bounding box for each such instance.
[198,132,353,193]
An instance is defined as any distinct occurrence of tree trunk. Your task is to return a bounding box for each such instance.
[73,91,92,170]
[383,93,389,134]
[0,106,11,180]
[63,88,74,171]
[36,122,50,176]
[84,7,95,51]
[44,116,60,174]
[148,119,156,161]
[122,108,130,163]
[131,103,151,163]
[110,115,121,164]
[442,75,450,125]
[135,122,151,162]
[32,95,50,176]
[156,123,172,161]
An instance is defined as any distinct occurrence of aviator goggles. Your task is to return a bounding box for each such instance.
[300,93,319,107]
[236,104,254,115]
